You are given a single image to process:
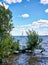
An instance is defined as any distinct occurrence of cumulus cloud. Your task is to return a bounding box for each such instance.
[4,0,22,4]
[32,19,48,27]
[45,9,48,13]
[0,2,9,9]
[20,19,48,28]
[40,0,48,4]
[21,14,29,18]
[11,19,48,36]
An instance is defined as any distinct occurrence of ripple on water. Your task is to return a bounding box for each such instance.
[0,53,48,65]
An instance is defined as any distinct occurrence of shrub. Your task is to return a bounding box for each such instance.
[11,40,20,52]
[26,30,42,51]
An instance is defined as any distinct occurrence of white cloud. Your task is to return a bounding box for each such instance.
[32,19,48,27]
[0,2,9,9]
[4,0,22,4]
[21,14,29,18]
[45,9,48,13]
[17,0,22,3]
[21,19,48,28]
[40,0,48,4]
[11,19,48,36]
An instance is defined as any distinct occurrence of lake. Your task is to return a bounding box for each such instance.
[1,53,48,65]
[0,36,48,65]
[14,36,48,48]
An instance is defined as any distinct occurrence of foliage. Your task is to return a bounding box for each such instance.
[26,30,42,51]
[0,3,13,59]
[11,40,20,52]
[0,3,19,59]
[0,34,14,58]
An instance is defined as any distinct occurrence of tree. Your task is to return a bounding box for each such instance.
[26,30,42,51]
[0,3,15,62]
[11,40,20,52]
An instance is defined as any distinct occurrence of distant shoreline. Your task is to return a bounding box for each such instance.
[13,35,48,37]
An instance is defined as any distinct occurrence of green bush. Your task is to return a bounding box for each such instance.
[11,40,20,52]
[26,30,42,51]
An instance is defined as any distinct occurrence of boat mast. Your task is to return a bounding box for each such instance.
[22,31,23,36]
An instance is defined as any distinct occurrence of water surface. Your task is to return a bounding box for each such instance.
[1,53,48,65]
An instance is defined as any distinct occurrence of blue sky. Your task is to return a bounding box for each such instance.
[0,0,48,36]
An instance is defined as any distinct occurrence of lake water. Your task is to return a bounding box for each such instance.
[14,36,48,47]
[0,36,48,65]
[14,36,48,55]
[1,53,48,65]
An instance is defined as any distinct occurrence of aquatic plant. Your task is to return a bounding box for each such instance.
[26,30,42,51]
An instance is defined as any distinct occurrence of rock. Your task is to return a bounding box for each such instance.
[14,51,19,54]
